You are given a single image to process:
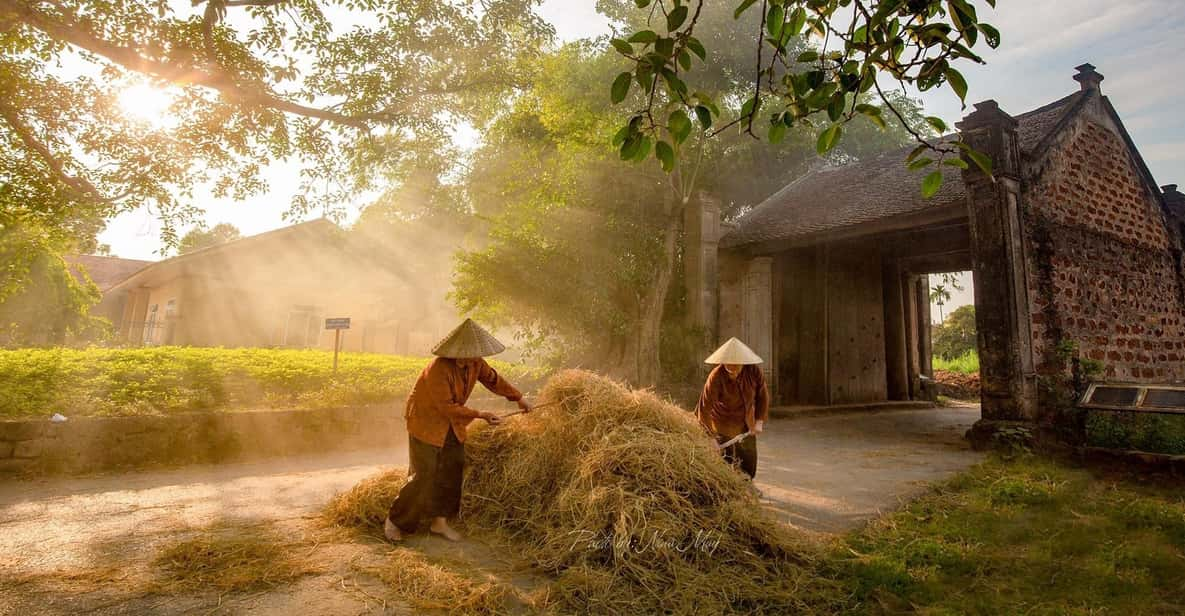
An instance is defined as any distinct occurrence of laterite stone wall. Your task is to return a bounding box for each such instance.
[1024,107,1185,382]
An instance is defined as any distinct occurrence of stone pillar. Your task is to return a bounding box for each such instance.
[882,258,909,400]
[742,256,775,393]
[958,100,1038,431]
[683,192,722,343]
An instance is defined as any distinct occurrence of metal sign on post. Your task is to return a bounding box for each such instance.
[325,318,351,374]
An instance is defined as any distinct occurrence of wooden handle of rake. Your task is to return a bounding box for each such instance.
[497,399,560,419]
[716,431,755,450]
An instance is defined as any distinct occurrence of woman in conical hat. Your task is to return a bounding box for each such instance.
[694,337,769,479]
[384,318,531,543]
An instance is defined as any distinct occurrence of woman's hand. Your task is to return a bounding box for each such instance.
[753,420,764,434]
[480,411,503,426]
[516,399,532,414]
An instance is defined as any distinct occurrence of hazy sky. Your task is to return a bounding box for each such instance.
[96,0,1185,319]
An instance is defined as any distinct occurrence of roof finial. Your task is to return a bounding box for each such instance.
[1074,63,1104,92]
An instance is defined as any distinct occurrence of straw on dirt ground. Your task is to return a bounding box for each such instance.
[151,521,321,594]
[329,369,841,614]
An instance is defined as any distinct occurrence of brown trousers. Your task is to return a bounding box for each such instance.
[387,428,465,532]
[717,433,758,478]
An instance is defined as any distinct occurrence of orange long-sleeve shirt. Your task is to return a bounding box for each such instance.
[694,365,769,438]
[404,357,523,447]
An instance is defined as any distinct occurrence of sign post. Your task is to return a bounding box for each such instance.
[325,318,351,375]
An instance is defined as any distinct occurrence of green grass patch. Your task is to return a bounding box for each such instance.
[823,455,1185,614]
[1085,410,1185,456]
[0,347,540,419]
[932,349,979,374]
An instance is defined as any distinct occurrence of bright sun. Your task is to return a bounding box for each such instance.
[118,83,175,126]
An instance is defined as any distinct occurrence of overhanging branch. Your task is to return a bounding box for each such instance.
[0,97,108,201]
[4,0,386,129]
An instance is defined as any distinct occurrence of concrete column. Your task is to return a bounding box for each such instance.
[742,256,775,391]
[958,100,1038,428]
[126,288,150,345]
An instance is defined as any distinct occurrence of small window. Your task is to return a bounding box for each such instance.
[1141,389,1185,409]
[1087,386,1140,407]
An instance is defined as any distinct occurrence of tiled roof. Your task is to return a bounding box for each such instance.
[722,93,1082,250]
[65,255,154,291]
[1164,186,1185,222]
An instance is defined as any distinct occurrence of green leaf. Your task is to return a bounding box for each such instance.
[921,170,944,198]
[611,72,632,104]
[740,96,759,118]
[787,7,806,36]
[769,121,787,144]
[943,158,970,170]
[978,22,1001,48]
[906,144,928,163]
[694,105,713,130]
[661,69,688,96]
[856,104,886,129]
[634,0,651,7]
[925,116,948,134]
[686,37,706,60]
[827,95,845,122]
[655,140,675,172]
[908,157,934,171]
[628,30,659,44]
[632,136,652,162]
[946,68,968,104]
[678,50,692,70]
[766,5,785,39]
[669,109,692,144]
[667,5,688,31]
[966,149,994,177]
[612,124,631,147]
[797,51,818,63]
[610,38,633,56]
[816,124,842,154]
[734,0,758,19]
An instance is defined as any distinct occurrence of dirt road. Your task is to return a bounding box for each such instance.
[0,405,982,614]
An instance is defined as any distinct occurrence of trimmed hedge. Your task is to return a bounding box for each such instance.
[0,347,540,420]
[1085,410,1185,456]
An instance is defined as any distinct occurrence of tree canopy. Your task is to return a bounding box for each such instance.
[177,222,241,254]
[1,0,553,248]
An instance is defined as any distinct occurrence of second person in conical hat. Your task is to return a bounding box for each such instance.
[694,337,769,479]
[383,318,532,543]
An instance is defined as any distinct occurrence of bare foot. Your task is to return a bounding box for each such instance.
[429,517,462,541]
[384,518,403,542]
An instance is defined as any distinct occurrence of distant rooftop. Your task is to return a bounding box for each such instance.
[65,254,154,291]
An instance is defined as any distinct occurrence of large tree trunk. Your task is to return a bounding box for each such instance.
[615,208,681,386]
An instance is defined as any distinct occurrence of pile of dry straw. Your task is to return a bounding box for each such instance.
[328,369,837,613]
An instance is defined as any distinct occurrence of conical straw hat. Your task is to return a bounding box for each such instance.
[432,318,506,358]
[704,337,763,365]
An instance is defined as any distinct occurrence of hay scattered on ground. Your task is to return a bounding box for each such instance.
[324,468,408,531]
[357,547,518,615]
[330,370,841,614]
[151,522,320,594]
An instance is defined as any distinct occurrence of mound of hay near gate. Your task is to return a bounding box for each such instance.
[462,370,831,613]
[327,370,836,613]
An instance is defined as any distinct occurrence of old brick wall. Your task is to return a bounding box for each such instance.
[1024,104,1185,382]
